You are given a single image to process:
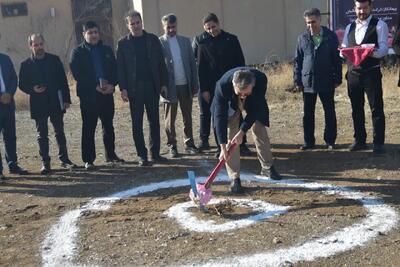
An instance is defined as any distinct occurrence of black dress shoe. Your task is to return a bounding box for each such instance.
[40,163,51,175]
[198,141,210,151]
[106,155,125,163]
[60,159,77,168]
[0,173,7,182]
[240,144,252,156]
[260,166,282,180]
[169,147,179,158]
[325,143,336,150]
[184,145,198,154]
[348,142,368,151]
[373,144,385,155]
[138,158,150,167]
[300,144,315,150]
[9,165,28,175]
[230,178,244,194]
[151,155,168,163]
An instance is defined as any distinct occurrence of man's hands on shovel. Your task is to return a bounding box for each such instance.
[219,129,244,160]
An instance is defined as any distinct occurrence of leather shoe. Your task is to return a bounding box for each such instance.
[348,142,368,151]
[373,144,385,155]
[138,158,150,167]
[60,159,77,168]
[184,145,198,154]
[260,166,282,180]
[40,163,51,175]
[300,143,315,150]
[325,143,336,150]
[9,165,28,175]
[230,178,244,194]
[151,155,168,163]
[0,173,7,182]
[169,147,179,158]
[198,141,210,151]
[240,144,252,156]
[84,162,95,170]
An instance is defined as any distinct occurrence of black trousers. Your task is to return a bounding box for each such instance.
[80,96,116,164]
[35,113,68,164]
[128,82,160,160]
[0,103,18,173]
[303,91,337,145]
[347,69,385,145]
[198,91,215,144]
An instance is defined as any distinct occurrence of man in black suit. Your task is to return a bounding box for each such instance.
[70,21,124,170]
[193,13,251,156]
[211,67,281,194]
[19,34,75,174]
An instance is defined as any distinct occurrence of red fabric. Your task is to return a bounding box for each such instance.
[339,46,375,67]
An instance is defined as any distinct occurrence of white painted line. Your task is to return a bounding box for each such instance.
[165,198,290,233]
[41,173,399,267]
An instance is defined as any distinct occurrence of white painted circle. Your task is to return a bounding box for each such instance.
[41,173,399,267]
[165,198,290,233]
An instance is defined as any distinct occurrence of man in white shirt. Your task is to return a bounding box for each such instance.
[341,0,388,154]
[159,14,199,158]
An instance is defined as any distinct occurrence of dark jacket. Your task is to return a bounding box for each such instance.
[0,53,17,95]
[294,26,342,93]
[19,53,71,119]
[211,67,269,145]
[393,20,400,87]
[116,31,168,97]
[69,41,117,102]
[197,30,245,93]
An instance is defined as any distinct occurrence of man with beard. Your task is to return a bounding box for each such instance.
[212,68,281,194]
[70,21,124,170]
[19,34,75,174]
[341,0,389,154]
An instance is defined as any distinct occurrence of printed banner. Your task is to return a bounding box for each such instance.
[331,0,399,47]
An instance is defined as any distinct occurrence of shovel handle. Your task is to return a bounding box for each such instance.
[204,142,237,188]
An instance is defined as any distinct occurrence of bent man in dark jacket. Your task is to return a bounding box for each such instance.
[117,10,168,166]
[294,8,342,150]
[70,21,123,170]
[211,67,281,194]
[0,53,28,181]
[19,34,75,174]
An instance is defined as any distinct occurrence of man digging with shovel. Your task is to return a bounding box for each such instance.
[211,67,282,194]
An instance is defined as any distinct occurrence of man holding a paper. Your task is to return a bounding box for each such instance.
[341,0,389,154]
[19,34,75,174]
[70,21,124,170]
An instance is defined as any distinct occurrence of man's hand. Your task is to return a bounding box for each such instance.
[295,86,304,93]
[103,84,115,95]
[202,91,211,103]
[231,130,244,147]
[33,85,46,94]
[121,89,129,102]
[219,144,229,161]
[63,103,70,110]
[160,86,168,98]
[0,93,12,104]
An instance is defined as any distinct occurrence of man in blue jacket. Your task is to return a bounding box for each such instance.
[294,8,342,150]
[0,53,28,181]
[211,67,281,194]
[70,21,124,170]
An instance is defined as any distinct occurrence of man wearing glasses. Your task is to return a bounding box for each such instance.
[211,67,282,194]
[70,21,124,170]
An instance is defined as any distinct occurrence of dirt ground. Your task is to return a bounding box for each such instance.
[1,67,400,266]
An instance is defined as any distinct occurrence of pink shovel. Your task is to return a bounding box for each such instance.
[188,143,238,208]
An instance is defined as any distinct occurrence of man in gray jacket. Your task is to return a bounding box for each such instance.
[159,14,199,158]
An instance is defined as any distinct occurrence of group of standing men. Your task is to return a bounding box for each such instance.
[0,0,399,194]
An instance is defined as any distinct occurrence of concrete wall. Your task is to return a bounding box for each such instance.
[137,0,329,64]
[0,0,74,67]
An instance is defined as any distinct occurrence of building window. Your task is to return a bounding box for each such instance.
[1,2,28,17]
